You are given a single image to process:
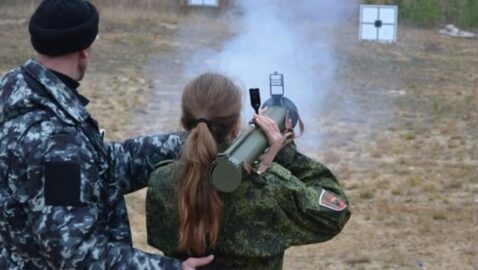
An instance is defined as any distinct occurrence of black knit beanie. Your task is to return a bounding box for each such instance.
[29,0,99,56]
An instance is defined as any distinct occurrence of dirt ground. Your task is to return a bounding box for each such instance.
[1,3,477,270]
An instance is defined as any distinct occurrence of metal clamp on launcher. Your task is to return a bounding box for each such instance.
[209,72,302,193]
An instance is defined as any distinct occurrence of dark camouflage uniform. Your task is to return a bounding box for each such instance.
[147,143,351,270]
[0,59,183,269]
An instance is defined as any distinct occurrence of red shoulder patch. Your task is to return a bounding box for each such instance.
[319,190,347,211]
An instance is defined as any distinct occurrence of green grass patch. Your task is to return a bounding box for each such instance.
[391,188,402,195]
[407,176,422,187]
[432,211,447,220]
[363,0,478,28]
[403,132,416,141]
[359,190,375,200]
[377,179,391,189]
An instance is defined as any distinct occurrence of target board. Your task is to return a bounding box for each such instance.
[187,0,219,7]
[359,5,398,43]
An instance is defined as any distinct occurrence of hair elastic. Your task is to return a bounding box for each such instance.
[194,118,210,128]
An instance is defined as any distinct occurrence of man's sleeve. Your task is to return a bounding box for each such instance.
[25,133,181,270]
[108,133,183,194]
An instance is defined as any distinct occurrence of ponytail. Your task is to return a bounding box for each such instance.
[177,122,223,255]
[176,73,242,255]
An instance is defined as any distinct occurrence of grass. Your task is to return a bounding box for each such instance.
[363,0,478,28]
[432,211,447,221]
[391,188,402,196]
[359,190,375,200]
[1,2,477,269]
[376,179,390,189]
[0,1,36,19]
[403,132,416,141]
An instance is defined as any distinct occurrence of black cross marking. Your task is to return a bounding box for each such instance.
[361,7,395,41]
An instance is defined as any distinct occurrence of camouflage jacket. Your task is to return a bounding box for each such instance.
[147,143,351,270]
[0,59,183,269]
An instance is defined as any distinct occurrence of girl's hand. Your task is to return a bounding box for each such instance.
[253,114,282,146]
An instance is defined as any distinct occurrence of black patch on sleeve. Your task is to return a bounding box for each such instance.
[44,161,82,207]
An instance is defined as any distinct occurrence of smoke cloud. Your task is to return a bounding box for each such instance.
[183,0,357,119]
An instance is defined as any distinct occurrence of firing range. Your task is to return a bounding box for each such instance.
[0,0,476,268]
[108,1,478,268]
[133,1,478,268]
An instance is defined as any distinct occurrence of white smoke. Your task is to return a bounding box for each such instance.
[183,0,357,116]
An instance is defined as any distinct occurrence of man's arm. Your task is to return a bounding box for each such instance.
[108,133,183,194]
[24,133,182,269]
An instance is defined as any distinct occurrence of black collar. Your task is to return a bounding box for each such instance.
[50,70,89,107]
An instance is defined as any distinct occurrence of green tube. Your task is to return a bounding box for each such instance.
[209,106,288,192]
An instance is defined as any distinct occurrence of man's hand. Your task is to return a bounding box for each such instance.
[182,255,214,270]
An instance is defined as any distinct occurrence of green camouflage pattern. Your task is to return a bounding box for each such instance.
[0,59,183,269]
[147,142,351,270]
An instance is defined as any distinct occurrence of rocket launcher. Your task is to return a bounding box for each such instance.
[209,72,300,192]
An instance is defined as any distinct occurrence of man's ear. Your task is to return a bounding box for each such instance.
[79,48,90,60]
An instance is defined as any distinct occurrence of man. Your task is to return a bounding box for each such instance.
[0,0,212,269]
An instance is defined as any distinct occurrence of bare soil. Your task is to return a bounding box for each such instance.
[1,5,477,270]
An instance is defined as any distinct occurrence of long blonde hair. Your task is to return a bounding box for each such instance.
[177,73,242,255]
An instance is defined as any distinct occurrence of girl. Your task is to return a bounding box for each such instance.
[146,73,350,269]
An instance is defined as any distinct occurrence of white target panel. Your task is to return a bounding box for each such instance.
[359,5,398,43]
[188,0,219,7]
